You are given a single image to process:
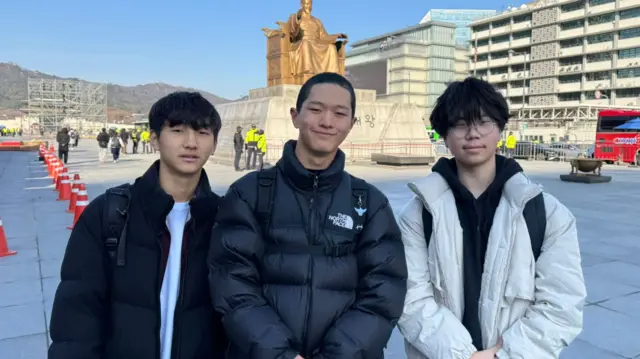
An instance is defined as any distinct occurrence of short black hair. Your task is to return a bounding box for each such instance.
[430,77,510,138]
[148,91,222,140]
[296,72,356,117]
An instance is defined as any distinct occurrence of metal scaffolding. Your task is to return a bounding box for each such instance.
[507,103,640,129]
[26,78,107,133]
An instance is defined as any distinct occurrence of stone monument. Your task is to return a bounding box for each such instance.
[559,158,612,183]
[213,0,431,164]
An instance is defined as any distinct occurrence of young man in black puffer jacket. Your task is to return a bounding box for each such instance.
[49,92,227,359]
[209,73,408,359]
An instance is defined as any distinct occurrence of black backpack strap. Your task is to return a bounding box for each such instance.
[421,206,434,248]
[256,168,277,235]
[102,184,132,267]
[523,193,546,261]
[350,176,369,234]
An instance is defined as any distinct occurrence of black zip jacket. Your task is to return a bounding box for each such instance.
[233,132,244,151]
[431,155,523,350]
[48,161,226,359]
[57,131,71,151]
[209,140,407,359]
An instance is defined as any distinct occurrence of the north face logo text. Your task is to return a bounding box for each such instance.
[328,213,354,230]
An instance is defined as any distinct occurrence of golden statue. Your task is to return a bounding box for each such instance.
[262,0,348,86]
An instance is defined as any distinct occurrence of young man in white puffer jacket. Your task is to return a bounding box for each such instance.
[397,77,586,359]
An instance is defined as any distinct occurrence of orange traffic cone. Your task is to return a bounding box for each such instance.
[68,185,89,230]
[52,161,61,183]
[55,166,67,191]
[0,217,17,258]
[67,175,81,213]
[47,157,54,177]
[57,172,72,201]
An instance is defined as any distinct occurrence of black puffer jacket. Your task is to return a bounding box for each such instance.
[49,161,226,359]
[209,140,407,359]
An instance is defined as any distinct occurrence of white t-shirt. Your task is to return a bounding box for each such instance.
[159,202,190,359]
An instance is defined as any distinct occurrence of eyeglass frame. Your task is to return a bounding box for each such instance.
[449,119,498,139]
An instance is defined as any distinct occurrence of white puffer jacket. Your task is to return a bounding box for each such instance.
[397,172,586,359]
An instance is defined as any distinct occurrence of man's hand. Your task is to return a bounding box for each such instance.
[295,355,304,359]
[470,338,502,359]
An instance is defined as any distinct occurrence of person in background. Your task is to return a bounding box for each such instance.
[56,127,71,164]
[233,126,243,171]
[141,128,151,153]
[397,77,586,359]
[131,129,141,154]
[69,129,78,150]
[96,128,110,162]
[108,130,124,163]
[48,91,226,359]
[256,129,266,171]
[120,128,129,154]
[244,124,258,170]
[209,73,407,359]
[505,131,517,158]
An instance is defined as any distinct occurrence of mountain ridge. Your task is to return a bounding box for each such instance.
[0,62,230,122]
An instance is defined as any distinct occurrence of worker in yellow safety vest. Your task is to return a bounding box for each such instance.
[505,131,517,158]
[256,129,267,171]
[244,124,258,170]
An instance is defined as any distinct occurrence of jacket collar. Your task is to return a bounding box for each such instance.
[408,171,542,211]
[135,160,219,223]
[276,140,346,192]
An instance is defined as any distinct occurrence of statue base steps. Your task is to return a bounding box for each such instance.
[213,85,432,165]
[371,153,435,166]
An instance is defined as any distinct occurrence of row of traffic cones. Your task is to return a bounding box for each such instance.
[1,145,91,259]
[42,148,89,230]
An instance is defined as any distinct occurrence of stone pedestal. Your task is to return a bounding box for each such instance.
[559,174,612,183]
[213,85,432,164]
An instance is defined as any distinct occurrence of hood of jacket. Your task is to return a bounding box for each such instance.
[409,156,543,211]
[276,139,346,192]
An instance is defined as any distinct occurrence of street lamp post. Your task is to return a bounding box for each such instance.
[508,49,528,109]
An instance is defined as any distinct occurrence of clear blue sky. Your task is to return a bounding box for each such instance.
[1,0,514,99]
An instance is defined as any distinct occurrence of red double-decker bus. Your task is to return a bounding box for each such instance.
[594,109,640,164]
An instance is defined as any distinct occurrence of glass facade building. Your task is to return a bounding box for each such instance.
[346,21,468,117]
[420,9,498,46]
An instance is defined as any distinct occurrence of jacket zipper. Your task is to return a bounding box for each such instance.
[301,175,318,355]
[171,218,195,359]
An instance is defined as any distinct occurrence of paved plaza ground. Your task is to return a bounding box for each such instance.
[0,140,639,359]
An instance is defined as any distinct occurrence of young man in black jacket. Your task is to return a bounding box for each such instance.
[56,127,71,164]
[49,92,227,359]
[209,73,408,359]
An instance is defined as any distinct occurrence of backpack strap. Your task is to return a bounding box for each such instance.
[102,184,132,267]
[523,193,546,261]
[256,168,277,235]
[350,176,369,234]
[419,194,545,262]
